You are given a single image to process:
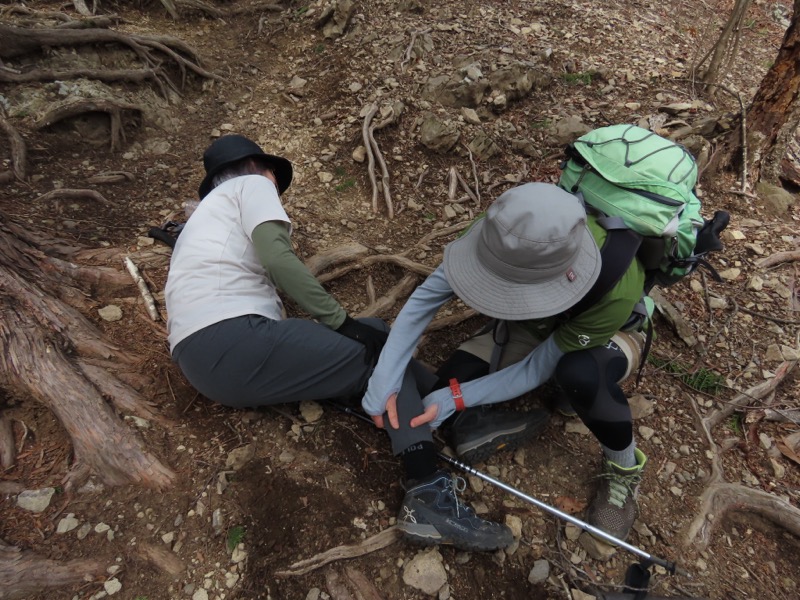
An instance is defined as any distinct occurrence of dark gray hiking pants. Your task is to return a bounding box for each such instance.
[172,315,435,454]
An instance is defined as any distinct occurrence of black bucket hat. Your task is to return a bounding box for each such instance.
[197,134,293,199]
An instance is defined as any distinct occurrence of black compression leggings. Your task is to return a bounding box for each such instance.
[554,340,633,451]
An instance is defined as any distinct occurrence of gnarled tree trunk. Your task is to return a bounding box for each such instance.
[0,213,174,490]
[707,0,800,185]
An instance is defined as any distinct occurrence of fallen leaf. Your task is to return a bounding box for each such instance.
[777,432,800,466]
[555,496,587,514]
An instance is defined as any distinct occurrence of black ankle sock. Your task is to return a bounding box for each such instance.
[399,441,437,482]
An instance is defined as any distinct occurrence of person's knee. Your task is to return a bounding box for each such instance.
[555,351,599,410]
[356,317,390,333]
[435,350,490,388]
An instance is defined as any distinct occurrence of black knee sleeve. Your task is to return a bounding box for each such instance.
[434,350,490,390]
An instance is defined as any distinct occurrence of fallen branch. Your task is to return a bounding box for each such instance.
[757,250,800,269]
[274,526,401,577]
[124,256,160,321]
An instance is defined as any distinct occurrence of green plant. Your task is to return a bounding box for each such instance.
[227,525,245,552]
[530,119,551,129]
[314,43,326,54]
[728,413,743,435]
[335,178,356,192]
[334,166,347,177]
[647,356,724,394]
[561,72,594,86]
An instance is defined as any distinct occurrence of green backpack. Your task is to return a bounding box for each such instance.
[559,124,727,289]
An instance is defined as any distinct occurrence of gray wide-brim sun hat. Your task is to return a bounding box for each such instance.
[443,182,601,320]
[198,134,293,200]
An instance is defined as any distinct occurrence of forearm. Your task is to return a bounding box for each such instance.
[422,334,565,427]
[252,221,346,328]
[363,266,455,415]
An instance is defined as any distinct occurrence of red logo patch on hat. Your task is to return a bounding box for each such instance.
[566,268,577,282]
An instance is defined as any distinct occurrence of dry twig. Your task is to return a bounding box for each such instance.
[274,526,401,577]
[124,256,160,321]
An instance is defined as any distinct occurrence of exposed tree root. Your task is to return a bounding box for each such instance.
[361,103,403,219]
[0,415,15,469]
[35,99,142,151]
[757,249,800,269]
[0,214,174,490]
[356,274,418,318]
[0,537,105,600]
[427,309,480,332]
[175,0,286,18]
[0,23,221,95]
[136,542,185,577]
[33,188,113,207]
[274,526,401,577]
[684,348,800,549]
[0,115,27,183]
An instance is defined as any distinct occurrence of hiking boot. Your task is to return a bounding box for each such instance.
[448,406,551,464]
[586,448,647,541]
[397,470,513,552]
[555,394,577,417]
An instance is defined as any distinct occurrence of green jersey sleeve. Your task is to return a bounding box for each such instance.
[252,221,347,329]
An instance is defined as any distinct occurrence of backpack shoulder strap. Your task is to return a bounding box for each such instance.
[567,216,642,317]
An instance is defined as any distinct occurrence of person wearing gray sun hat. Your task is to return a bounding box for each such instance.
[364,182,649,543]
[443,183,601,320]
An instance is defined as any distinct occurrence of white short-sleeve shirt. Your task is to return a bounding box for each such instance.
[165,175,290,352]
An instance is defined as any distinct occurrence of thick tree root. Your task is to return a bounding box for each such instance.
[1,214,174,489]
[0,115,27,183]
[0,23,221,95]
[0,415,15,469]
[35,100,142,151]
[684,350,800,548]
[0,538,105,600]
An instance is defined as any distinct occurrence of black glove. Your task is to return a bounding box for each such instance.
[335,316,389,366]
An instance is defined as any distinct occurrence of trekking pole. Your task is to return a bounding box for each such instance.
[329,402,687,577]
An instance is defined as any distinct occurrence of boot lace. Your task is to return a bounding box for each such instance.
[444,475,471,517]
[597,468,642,509]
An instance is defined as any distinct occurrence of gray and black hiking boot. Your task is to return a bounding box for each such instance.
[448,406,551,464]
[586,448,647,541]
[397,470,513,551]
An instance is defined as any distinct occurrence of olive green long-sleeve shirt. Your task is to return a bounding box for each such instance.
[252,221,347,329]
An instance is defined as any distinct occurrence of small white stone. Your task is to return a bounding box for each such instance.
[638,426,655,441]
[103,578,122,595]
[57,514,80,534]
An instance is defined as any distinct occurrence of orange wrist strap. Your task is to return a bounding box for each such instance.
[449,378,465,411]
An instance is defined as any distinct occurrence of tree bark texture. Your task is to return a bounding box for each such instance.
[745,0,800,183]
[0,214,174,489]
[0,538,104,600]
